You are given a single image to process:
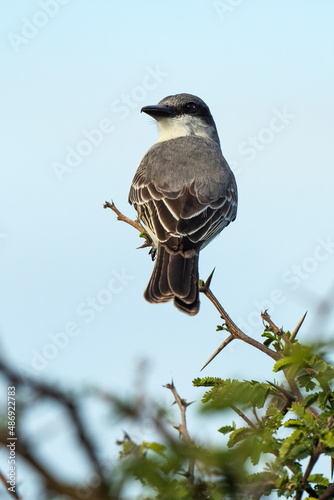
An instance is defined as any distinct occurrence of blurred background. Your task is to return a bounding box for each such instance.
[1,1,334,498]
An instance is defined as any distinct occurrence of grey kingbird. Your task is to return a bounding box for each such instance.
[129,93,237,315]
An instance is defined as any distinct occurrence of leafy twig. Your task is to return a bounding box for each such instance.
[261,310,291,346]
[298,418,334,500]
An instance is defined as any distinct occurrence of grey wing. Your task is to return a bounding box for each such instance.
[129,145,238,248]
[196,177,237,249]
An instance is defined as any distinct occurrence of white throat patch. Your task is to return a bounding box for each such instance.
[157,115,214,143]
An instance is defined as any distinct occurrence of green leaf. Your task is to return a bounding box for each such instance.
[250,441,262,466]
[280,429,306,460]
[146,442,167,456]
[218,424,235,435]
[273,356,294,372]
[302,393,320,408]
[193,377,223,387]
[284,419,304,428]
[297,373,317,392]
[308,474,329,486]
[227,427,252,448]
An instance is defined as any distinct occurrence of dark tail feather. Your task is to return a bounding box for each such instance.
[144,246,199,315]
[144,246,173,303]
[170,253,199,316]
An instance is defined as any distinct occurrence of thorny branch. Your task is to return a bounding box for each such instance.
[164,381,195,485]
[104,202,281,366]
[199,270,281,364]
[103,200,333,498]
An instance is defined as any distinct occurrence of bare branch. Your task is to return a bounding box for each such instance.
[230,405,256,429]
[164,381,193,444]
[164,381,195,485]
[104,200,144,233]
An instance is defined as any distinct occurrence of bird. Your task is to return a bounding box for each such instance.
[128,93,237,315]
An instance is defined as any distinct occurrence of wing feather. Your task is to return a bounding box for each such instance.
[128,136,237,250]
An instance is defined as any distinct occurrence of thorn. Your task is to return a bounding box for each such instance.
[200,334,234,371]
[290,312,308,342]
[199,268,215,293]
[267,381,297,401]
[136,242,151,250]
[173,425,182,437]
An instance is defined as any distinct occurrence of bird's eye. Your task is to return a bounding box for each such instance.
[185,102,198,113]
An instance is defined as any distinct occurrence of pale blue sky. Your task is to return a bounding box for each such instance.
[1,1,334,497]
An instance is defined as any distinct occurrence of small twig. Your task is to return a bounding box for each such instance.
[199,271,281,362]
[164,381,193,444]
[252,407,261,425]
[261,310,282,334]
[261,310,291,346]
[201,334,234,371]
[230,405,256,429]
[164,381,195,485]
[104,200,154,252]
[104,200,145,233]
[299,442,324,498]
[298,421,333,499]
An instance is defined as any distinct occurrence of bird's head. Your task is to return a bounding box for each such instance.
[141,93,220,145]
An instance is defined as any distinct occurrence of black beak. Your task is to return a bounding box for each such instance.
[141,105,176,119]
